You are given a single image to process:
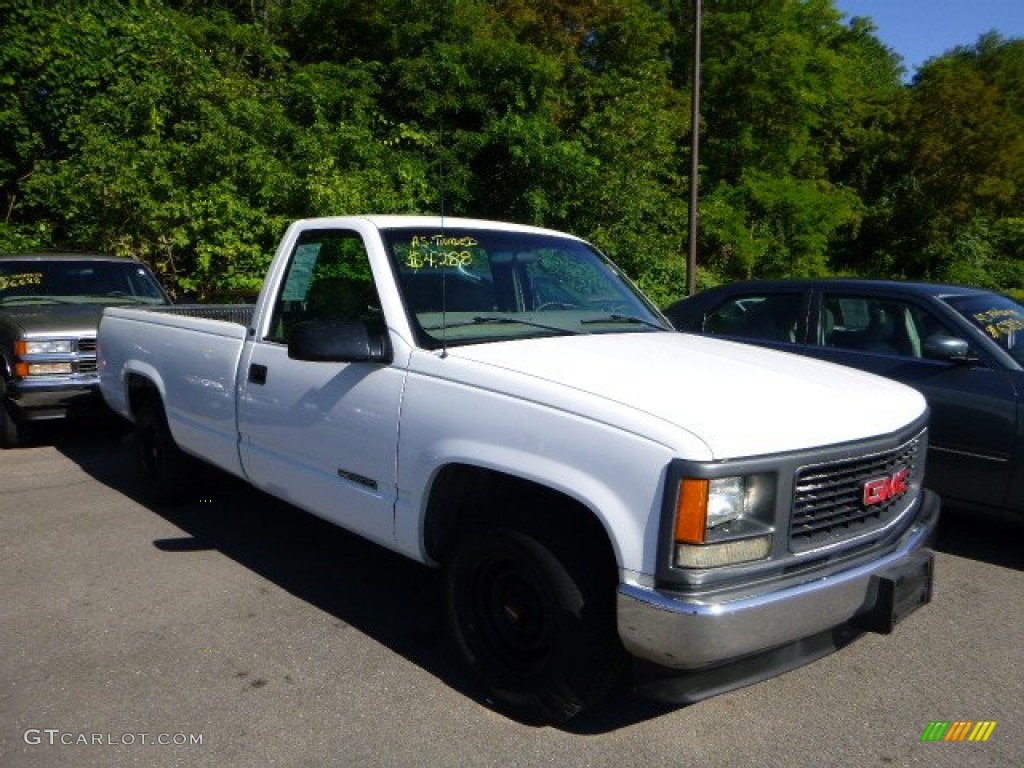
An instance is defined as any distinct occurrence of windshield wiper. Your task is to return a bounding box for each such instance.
[425,315,583,335]
[580,314,669,331]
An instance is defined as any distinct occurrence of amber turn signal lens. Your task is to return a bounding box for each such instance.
[674,478,709,544]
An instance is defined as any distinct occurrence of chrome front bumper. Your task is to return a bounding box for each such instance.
[617,489,940,670]
[6,375,102,418]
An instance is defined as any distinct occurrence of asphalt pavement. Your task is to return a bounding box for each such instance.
[1,421,1021,767]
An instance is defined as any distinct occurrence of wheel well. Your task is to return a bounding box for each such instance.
[423,464,618,577]
[125,373,161,418]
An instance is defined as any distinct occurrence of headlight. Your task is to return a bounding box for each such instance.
[672,474,774,568]
[17,339,74,354]
[26,362,74,375]
[706,477,747,528]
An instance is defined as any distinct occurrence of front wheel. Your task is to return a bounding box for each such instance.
[444,523,625,723]
[0,399,27,449]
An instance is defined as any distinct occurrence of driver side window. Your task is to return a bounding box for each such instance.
[266,229,382,343]
[819,295,964,358]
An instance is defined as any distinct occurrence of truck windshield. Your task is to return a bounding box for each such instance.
[380,227,668,347]
[0,260,167,305]
[945,293,1024,366]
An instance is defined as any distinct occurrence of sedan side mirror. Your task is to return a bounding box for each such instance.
[288,320,391,364]
[922,334,973,363]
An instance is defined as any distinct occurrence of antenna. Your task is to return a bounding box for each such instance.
[438,0,449,358]
[438,109,449,358]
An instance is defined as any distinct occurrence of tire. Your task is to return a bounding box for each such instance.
[135,397,194,505]
[0,399,26,449]
[444,520,626,723]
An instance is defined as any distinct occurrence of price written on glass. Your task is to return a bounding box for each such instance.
[974,308,1024,340]
[0,272,43,291]
[405,235,479,269]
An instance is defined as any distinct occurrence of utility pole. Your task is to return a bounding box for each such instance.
[686,0,702,295]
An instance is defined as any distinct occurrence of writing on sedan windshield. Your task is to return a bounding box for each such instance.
[0,272,43,291]
[405,234,479,269]
[973,307,1024,341]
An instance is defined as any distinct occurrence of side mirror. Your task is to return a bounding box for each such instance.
[922,334,972,363]
[288,320,391,363]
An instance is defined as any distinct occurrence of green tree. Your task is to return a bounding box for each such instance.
[1,0,436,297]
[672,0,893,287]
[4,0,1019,301]
[855,34,1024,286]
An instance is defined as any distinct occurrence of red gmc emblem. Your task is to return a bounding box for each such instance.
[863,467,910,506]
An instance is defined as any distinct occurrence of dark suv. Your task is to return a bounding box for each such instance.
[665,279,1024,520]
[1,253,170,446]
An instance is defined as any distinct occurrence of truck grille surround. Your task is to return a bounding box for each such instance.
[790,434,923,553]
[76,337,98,373]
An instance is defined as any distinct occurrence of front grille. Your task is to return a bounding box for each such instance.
[76,337,98,374]
[790,435,923,552]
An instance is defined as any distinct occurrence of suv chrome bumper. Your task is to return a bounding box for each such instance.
[6,375,102,418]
[617,489,940,670]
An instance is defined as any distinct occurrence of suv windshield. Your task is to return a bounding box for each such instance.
[0,259,167,305]
[945,293,1024,365]
[380,227,667,347]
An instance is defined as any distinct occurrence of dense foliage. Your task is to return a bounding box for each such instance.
[1,0,1021,303]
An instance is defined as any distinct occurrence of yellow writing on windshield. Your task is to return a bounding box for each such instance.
[974,308,1024,340]
[405,234,479,269]
[0,272,43,291]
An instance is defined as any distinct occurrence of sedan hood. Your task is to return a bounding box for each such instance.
[443,331,927,460]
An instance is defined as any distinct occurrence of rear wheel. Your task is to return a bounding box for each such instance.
[135,397,193,504]
[444,518,625,723]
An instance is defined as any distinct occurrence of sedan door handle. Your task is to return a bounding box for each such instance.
[248,364,268,385]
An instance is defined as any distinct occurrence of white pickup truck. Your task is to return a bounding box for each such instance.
[98,216,939,722]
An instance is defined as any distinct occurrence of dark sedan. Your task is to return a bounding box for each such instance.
[665,279,1024,519]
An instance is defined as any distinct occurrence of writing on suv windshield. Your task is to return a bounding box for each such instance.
[0,261,166,304]
[382,227,666,347]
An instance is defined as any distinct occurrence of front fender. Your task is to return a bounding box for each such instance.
[394,384,675,577]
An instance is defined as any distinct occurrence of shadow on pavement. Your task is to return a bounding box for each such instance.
[53,426,682,733]
[933,504,1023,571]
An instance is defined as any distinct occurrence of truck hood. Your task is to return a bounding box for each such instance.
[2,303,112,335]
[443,331,927,460]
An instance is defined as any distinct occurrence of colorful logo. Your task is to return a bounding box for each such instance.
[863,467,910,506]
[920,721,997,742]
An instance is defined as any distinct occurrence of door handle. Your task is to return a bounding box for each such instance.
[248,364,268,385]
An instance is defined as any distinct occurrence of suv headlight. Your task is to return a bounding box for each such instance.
[17,339,74,355]
[672,474,775,568]
[13,338,76,377]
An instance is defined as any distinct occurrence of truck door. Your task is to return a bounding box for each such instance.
[237,227,403,548]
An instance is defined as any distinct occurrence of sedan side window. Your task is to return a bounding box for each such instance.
[820,295,966,359]
[703,294,802,342]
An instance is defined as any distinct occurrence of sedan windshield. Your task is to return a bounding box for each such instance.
[945,293,1024,366]
[380,227,668,347]
[0,260,167,305]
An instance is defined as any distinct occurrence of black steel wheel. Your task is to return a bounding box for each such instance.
[444,522,625,723]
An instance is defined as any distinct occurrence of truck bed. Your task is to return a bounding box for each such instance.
[99,303,254,476]
[132,303,256,327]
